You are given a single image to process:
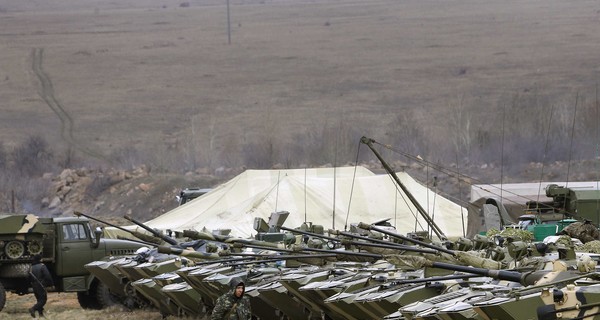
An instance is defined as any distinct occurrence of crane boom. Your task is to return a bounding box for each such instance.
[360,136,447,240]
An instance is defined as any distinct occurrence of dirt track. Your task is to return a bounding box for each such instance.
[1,0,599,167]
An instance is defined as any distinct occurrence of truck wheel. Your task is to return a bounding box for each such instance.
[79,281,117,309]
[0,263,31,278]
[4,241,25,259]
[0,282,5,311]
[95,281,118,308]
[77,291,101,309]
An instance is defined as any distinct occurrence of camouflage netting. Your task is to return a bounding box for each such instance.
[384,255,430,270]
[454,251,502,270]
[554,235,574,247]
[575,240,600,253]
[559,221,600,244]
[486,228,534,242]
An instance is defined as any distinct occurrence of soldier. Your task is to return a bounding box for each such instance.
[28,254,54,318]
[210,276,252,320]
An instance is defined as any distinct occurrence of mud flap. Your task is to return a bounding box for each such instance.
[63,276,86,291]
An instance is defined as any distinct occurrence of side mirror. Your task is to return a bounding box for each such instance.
[92,228,102,248]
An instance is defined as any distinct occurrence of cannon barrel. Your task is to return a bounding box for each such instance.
[228,253,337,267]
[297,246,383,260]
[429,261,522,282]
[358,222,455,256]
[182,229,279,248]
[329,228,405,246]
[323,228,440,254]
[340,239,439,255]
[232,242,383,261]
[74,211,163,245]
[188,256,257,266]
[211,248,337,266]
[280,226,340,242]
[124,214,178,246]
[392,273,480,285]
[426,261,562,286]
[231,242,294,253]
[157,245,221,260]
[231,242,381,260]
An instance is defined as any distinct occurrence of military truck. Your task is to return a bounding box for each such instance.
[0,214,144,311]
[478,184,600,241]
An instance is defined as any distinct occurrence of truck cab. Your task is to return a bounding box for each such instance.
[0,214,143,311]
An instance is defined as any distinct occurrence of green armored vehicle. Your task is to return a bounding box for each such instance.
[0,213,144,311]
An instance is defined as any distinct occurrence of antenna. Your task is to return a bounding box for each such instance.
[565,92,579,190]
[344,140,362,231]
[537,104,555,203]
[304,167,307,223]
[275,170,281,211]
[500,102,506,203]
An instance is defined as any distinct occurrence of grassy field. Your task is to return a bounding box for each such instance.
[2,292,168,320]
[1,0,599,171]
[1,1,600,317]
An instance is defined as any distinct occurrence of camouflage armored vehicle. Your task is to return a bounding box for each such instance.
[0,214,144,311]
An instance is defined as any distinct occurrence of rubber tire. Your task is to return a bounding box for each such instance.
[0,282,5,311]
[77,290,101,310]
[0,263,31,278]
[95,281,118,309]
[78,280,117,309]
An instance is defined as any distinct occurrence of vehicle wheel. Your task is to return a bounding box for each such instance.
[77,290,101,310]
[27,240,43,256]
[95,281,118,308]
[0,282,6,311]
[4,241,25,259]
[0,263,31,278]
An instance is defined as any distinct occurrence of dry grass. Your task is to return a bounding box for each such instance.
[2,292,175,320]
[1,1,599,316]
[0,0,599,170]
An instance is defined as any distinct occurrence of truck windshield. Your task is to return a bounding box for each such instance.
[62,224,88,240]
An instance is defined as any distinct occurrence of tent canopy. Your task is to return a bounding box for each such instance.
[105,167,467,239]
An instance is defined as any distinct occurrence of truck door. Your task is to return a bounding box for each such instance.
[57,222,93,277]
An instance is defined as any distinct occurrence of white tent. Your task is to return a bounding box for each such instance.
[107,167,467,239]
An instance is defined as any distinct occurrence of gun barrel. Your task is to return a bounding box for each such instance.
[75,211,162,244]
[183,230,279,248]
[279,226,339,242]
[75,211,127,231]
[299,247,382,260]
[429,261,523,283]
[358,222,455,256]
[157,245,221,260]
[231,243,294,253]
[344,240,439,254]
[124,214,178,245]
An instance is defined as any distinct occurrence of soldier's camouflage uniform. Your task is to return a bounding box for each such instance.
[210,277,252,320]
